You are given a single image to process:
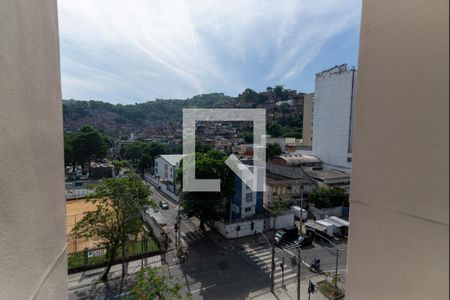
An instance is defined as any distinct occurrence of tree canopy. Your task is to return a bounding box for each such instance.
[266,143,282,162]
[177,150,235,229]
[71,173,152,280]
[310,187,349,209]
[64,125,111,173]
[121,141,170,171]
[241,88,258,104]
[128,266,185,300]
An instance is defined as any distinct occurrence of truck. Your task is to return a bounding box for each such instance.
[290,206,308,221]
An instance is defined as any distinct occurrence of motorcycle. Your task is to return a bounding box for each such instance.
[309,258,321,272]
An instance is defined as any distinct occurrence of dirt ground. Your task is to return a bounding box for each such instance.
[66,199,100,253]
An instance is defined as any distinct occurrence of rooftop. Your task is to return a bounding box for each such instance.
[272,154,322,166]
[158,154,184,166]
[266,171,311,185]
[306,169,351,181]
[323,216,350,227]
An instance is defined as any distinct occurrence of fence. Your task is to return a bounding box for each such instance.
[66,188,93,200]
[67,236,160,273]
[67,213,101,253]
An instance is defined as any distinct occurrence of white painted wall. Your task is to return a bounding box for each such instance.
[313,65,357,172]
[154,157,176,182]
[214,212,295,239]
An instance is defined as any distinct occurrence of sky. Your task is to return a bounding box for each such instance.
[58,0,362,104]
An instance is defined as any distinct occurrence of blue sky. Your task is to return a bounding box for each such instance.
[58,0,362,104]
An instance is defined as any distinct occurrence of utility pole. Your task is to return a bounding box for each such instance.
[308,279,315,300]
[300,186,304,235]
[335,248,340,288]
[270,214,276,293]
[176,211,182,258]
[297,247,301,300]
[280,257,285,289]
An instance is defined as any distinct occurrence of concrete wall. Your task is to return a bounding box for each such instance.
[301,93,314,147]
[144,174,180,202]
[313,65,356,172]
[0,1,67,299]
[346,0,449,299]
[214,212,295,239]
[309,204,343,220]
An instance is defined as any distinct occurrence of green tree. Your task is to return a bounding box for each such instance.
[71,173,152,281]
[138,154,153,174]
[281,131,302,139]
[195,143,214,153]
[241,88,258,104]
[128,266,185,300]
[266,143,282,162]
[64,133,75,171]
[177,150,234,229]
[121,142,169,166]
[121,142,148,162]
[278,102,291,121]
[257,93,268,105]
[71,126,110,175]
[111,159,130,176]
[267,122,282,137]
[242,131,254,143]
[310,187,348,209]
[273,85,284,101]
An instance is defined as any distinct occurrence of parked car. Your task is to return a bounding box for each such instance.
[293,235,313,248]
[159,201,169,210]
[274,227,299,246]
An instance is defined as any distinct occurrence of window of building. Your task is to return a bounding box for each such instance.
[246,193,253,202]
[244,207,252,212]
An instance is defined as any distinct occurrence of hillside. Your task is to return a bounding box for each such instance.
[63,93,235,136]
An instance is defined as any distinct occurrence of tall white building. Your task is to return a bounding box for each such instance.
[312,64,357,172]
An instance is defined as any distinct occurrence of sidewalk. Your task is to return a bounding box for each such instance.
[249,275,333,300]
[68,255,164,290]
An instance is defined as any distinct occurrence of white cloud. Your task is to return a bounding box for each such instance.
[58,0,361,103]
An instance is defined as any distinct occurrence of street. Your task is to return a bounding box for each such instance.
[146,183,208,253]
[69,237,347,299]
[68,182,347,299]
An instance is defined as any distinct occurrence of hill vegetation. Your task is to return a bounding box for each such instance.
[63,93,234,135]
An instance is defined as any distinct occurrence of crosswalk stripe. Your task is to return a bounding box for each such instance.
[274,272,298,283]
[181,231,206,245]
[249,253,272,261]
[241,246,299,285]
[243,247,270,254]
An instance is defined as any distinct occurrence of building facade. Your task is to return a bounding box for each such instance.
[301,93,314,147]
[346,0,449,298]
[229,163,264,222]
[312,64,357,172]
[154,154,183,192]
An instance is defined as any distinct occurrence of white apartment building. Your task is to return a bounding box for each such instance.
[312,64,357,172]
[154,154,183,183]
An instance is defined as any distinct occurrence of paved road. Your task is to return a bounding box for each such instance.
[146,183,207,252]
[69,182,347,299]
[69,237,347,299]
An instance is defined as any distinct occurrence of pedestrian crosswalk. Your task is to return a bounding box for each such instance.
[241,245,298,286]
[181,230,207,246]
